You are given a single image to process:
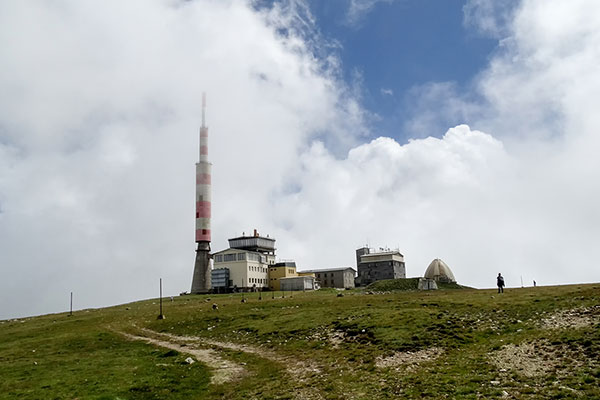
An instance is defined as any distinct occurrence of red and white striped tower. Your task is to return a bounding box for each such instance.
[191,93,212,293]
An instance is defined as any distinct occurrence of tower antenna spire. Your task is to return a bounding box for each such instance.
[201,92,206,129]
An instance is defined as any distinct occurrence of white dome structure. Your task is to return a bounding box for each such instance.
[424,259,456,283]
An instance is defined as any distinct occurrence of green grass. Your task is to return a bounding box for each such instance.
[1,284,599,399]
[366,277,420,291]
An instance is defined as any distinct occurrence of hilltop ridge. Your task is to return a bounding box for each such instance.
[1,284,599,399]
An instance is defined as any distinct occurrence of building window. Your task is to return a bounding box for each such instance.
[215,255,223,263]
[237,253,246,261]
[223,254,236,262]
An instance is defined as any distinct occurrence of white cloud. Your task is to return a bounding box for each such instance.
[2,0,600,319]
[273,0,600,290]
[345,0,394,26]
[402,81,481,139]
[0,0,364,319]
[380,88,393,96]
[463,0,519,38]
[270,125,513,285]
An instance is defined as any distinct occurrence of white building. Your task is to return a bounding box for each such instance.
[212,230,276,291]
[280,275,316,291]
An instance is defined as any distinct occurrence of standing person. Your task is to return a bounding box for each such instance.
[497,273,505,293]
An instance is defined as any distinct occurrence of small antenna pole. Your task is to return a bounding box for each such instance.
[70,292,73,316]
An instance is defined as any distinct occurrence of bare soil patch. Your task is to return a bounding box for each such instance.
[133,328,324,398]
[119,331,245,385]
[490,338,599,379]
[490,341,558,378]
[375,347,444,371]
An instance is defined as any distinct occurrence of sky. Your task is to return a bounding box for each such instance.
[1,0,599,319]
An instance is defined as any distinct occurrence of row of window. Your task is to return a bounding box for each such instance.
[316,272,335,278]
[229,238,274,250]
[214,252,268,264]
[249,277,267,284]
[249,265,267,273]
[268,269,296,274]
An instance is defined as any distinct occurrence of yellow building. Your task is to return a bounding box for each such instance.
[268,261,297,291]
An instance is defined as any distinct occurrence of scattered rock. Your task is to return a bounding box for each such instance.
[185,357,195,364]
[376,348,444,371]
[541,306,600,329]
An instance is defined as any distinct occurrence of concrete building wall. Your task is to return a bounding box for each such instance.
[268,263,297,291]
[195,161,212,242]
[213,248,272,290]
[356,249,406,286]
[361,253,404,264]
[311,268,355,288]
[280,276,315,291]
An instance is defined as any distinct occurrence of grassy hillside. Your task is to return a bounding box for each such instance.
[1,284,599,399]
[366,277,420,291]
[366,278,471,291]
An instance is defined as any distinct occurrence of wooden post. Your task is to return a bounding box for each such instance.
[157,278,165,319]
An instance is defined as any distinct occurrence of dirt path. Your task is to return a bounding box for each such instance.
[138,328,322,380]
[118,328,324,398]
[118,331,245,385]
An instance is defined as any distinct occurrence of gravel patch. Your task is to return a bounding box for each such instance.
[541,306,600,330]
[376,348,444,371]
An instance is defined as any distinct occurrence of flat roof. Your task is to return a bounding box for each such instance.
[212,248,270,256]
[300,266,356,273]
[229,235,275,242]
[361,250,404,258]
[273,261,296,267]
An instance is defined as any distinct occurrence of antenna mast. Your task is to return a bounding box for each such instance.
[201,92,206,129]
